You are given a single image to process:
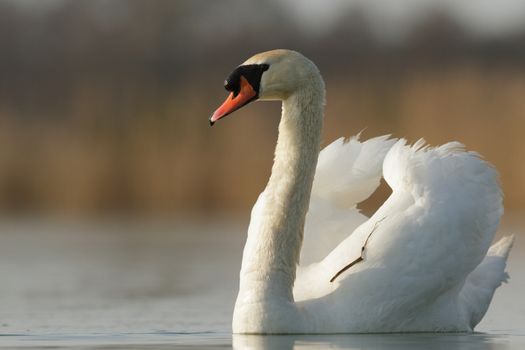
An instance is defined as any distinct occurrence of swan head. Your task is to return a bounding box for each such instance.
[209,49,321,125]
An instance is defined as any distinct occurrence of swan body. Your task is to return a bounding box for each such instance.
[210,49,513,334]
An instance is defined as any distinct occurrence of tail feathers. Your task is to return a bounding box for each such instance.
[487,234,515,260]
[460,235,514,329]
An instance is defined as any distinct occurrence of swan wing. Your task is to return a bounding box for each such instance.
[300,135,396,265]
[296,140,508,331]
[311,134,396,208]
[322,139,503,286]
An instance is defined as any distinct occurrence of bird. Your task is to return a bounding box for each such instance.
[209,49,513,334]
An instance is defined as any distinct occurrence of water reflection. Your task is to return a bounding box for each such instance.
[233,333,502,350]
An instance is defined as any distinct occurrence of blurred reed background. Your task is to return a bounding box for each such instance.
[0,0,524,217]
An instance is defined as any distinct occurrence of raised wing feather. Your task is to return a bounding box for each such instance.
[300,135,396,265]
[296,139,507,332]
[311,134,396,208]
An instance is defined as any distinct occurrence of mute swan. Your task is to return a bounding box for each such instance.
[209,49,513,334]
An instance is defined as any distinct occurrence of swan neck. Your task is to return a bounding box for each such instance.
[238,82,325,304]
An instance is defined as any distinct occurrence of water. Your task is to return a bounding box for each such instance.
[0,215,523,349]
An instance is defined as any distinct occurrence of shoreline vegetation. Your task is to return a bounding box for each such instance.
[0,1,523,216]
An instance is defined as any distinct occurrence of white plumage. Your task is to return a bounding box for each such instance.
[301,135,396,265]
[213,49,513,334]
[295,138,512,332]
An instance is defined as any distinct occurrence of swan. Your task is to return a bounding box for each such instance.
[209,49,513,334]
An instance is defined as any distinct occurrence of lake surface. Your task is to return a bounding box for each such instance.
[0,214,523,349]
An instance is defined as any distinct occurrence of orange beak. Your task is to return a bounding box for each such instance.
[209,76,257,126]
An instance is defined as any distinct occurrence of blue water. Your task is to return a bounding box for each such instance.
[0,216,523,349]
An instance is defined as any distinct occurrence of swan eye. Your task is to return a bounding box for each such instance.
[224,77,240,97]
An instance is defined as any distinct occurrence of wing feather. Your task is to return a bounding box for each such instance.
[300,135,396,265]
